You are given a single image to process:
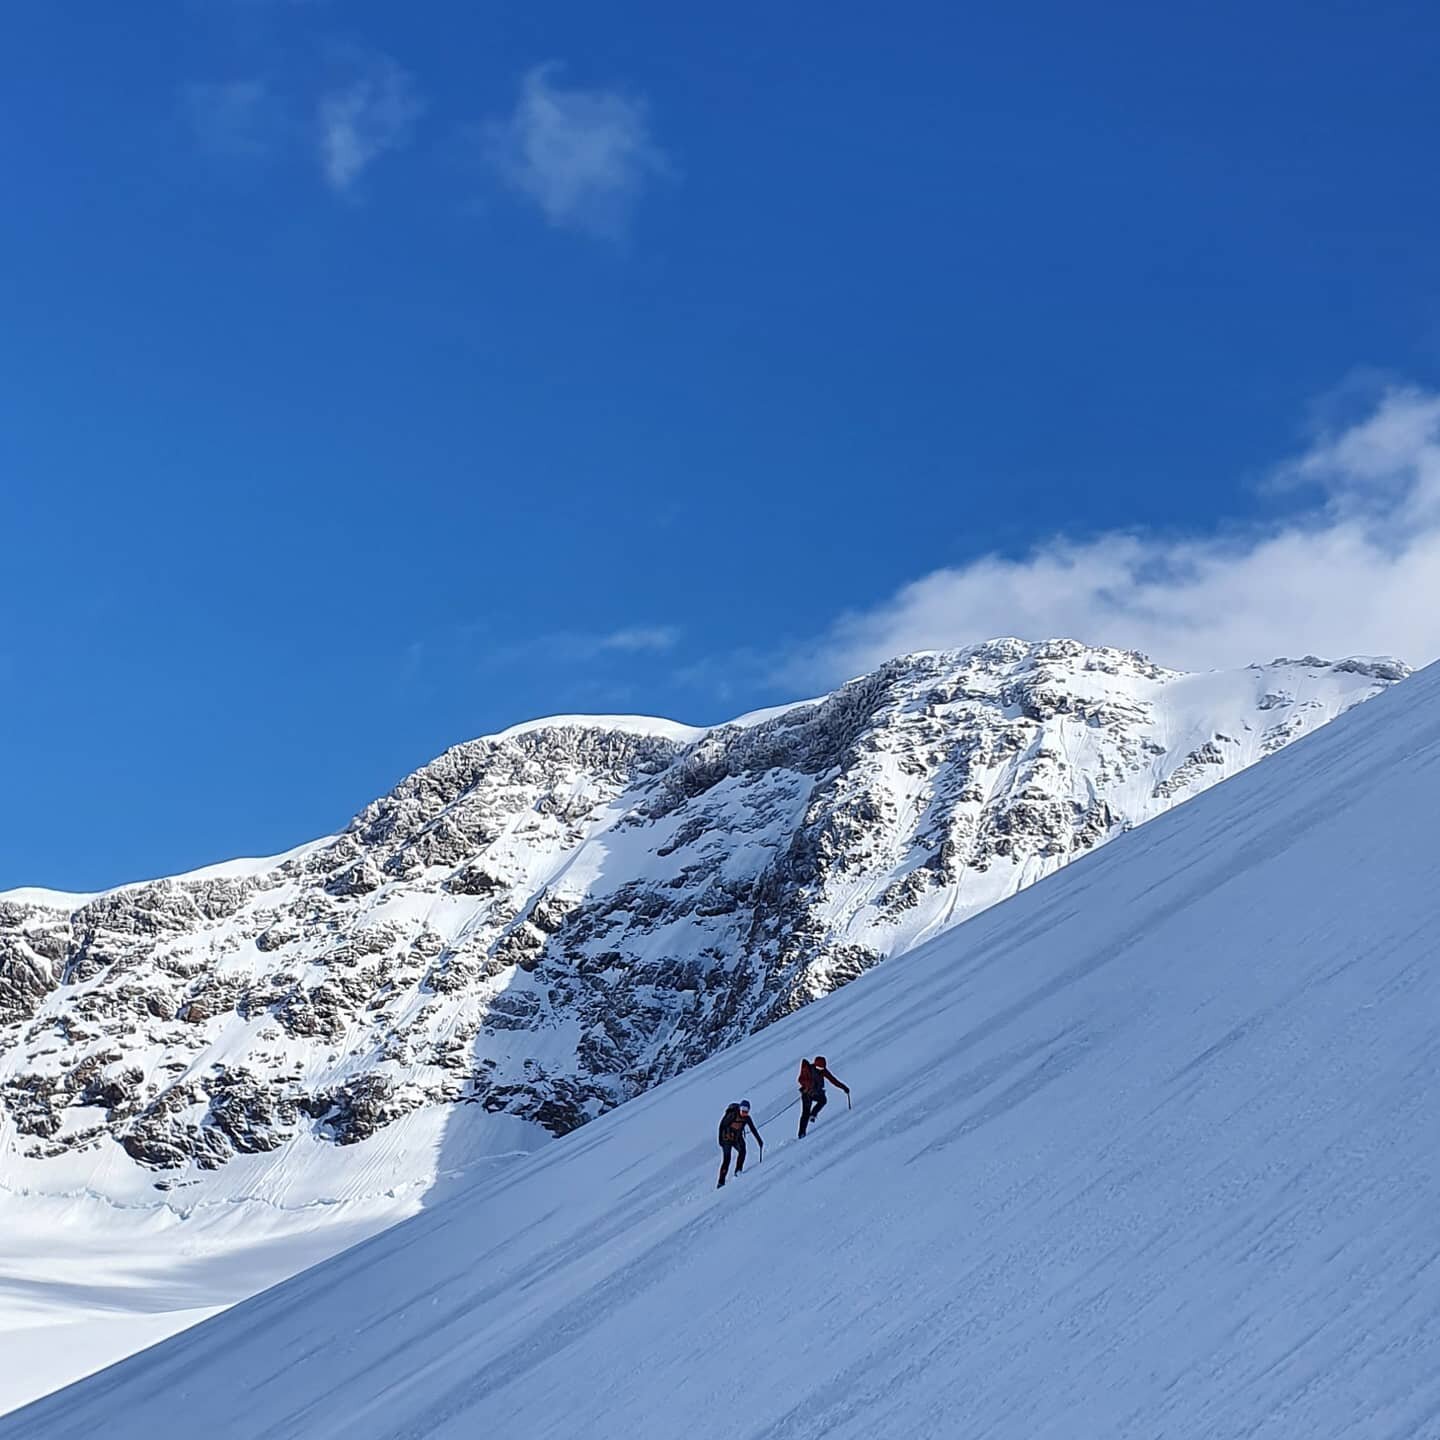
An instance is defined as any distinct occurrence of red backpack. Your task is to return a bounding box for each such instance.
[798,1059,816,1094]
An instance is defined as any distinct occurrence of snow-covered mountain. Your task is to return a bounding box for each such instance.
[0,641,1405,1188]
[6,649,1435,1439]
[0,640,1409,1409]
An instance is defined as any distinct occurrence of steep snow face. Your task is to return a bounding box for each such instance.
[6,654,1437,1440]
[0,642,1405,1195]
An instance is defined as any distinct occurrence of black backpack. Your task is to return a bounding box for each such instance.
[718,1103,742,1143]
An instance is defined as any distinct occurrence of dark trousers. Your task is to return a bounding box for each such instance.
[799,1089,827,1137]
[718,1138,746,1185]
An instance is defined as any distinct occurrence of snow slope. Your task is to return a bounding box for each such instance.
[8,655,1437,1439]
[0,1104,535,1414]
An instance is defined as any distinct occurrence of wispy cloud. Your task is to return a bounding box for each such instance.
[183,79,285,159]
[789,385,1440,685]
[317,51,424,194]
[507,625,681,664]
[409,622,681,680]
[483,63,671,239]
[592,625,680,654]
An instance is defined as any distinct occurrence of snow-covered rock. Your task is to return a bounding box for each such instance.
[0,641,1405,1189]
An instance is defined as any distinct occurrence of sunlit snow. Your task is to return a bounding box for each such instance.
[5,655,1436,1438]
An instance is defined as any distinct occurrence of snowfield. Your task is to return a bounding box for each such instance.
[4,655,1437,1439]
[0,1103,536,1414]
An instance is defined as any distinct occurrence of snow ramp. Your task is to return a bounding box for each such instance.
[6,661,1439,1439]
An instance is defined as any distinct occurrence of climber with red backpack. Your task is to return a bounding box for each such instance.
[717,1100,762,1187]
[797,1054,849,1138]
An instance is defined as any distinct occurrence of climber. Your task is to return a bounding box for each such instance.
[797,1055,849,1138]
[717,1100,762,1187]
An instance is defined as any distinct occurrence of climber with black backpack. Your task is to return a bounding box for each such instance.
[717,1100,762,1187]
[797,1055,849,1138]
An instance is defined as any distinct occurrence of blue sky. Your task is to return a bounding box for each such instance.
[5,0,1440,890]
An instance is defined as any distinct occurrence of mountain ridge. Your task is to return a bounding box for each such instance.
[0,638,1407,1196]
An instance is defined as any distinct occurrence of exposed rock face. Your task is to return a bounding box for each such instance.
[0,641,1407,1174]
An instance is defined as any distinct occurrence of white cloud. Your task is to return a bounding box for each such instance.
[464,624,682,671]
[184,79,284,158]
[798,387,1440,684]
[595,626,680,654]
[317,53,423,194]
[528,625,680,662]
[483,63,671,238]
